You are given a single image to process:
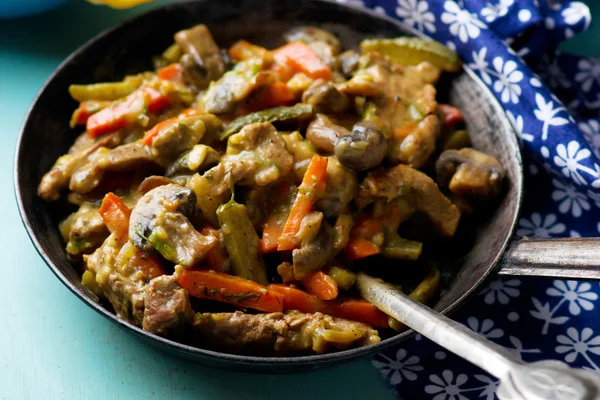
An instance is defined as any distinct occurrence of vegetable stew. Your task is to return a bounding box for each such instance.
[38,24,505,355]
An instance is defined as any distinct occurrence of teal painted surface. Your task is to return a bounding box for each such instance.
[0,1,395,399]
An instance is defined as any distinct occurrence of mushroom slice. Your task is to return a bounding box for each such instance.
[129,183,217,267]
[356,164,461,238]
[302,79,350,114]
[306,114,351,153]
[436,148,505,210]
[334,121,388,171]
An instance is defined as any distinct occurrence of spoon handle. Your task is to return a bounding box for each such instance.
[356,273,600,400]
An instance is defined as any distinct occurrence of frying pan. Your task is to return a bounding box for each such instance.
[14,0,600,374]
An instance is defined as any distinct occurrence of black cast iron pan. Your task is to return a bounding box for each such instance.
[14,0,600,373]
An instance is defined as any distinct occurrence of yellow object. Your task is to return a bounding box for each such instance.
[87,0,154,9]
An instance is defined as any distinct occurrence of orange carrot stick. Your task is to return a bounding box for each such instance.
[272,42,332,81]
[303,271,339,300]
[277,155,328,251]
[179,270,283,313]
[269,284,388,328]
[98,192,131,244]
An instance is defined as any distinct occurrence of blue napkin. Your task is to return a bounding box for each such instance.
[336,0,600,397]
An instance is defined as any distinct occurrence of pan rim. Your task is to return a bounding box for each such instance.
[13,0,524,369]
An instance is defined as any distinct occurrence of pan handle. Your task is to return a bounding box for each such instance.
[498,237,600,280]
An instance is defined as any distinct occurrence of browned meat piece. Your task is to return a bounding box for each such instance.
[357,164,461,238]
[129,184,217,267]
[387,114,441,168]
[149,115,209,158]
[305,114,351,153]
[222,122,294,186]
[143,273,194,336]
[334,122,388,171]
[174,24,225,90]
[191,311,380,354]
[315,157,357,217]
[292,219,335,279]
[59,203,109,259]
[436,148,505,212]
[38,132,122,201]
[83,234,146,324]
[69,142,162,194]
[302,79,350,114]
[281,131,317,183]
[200,59,275,114]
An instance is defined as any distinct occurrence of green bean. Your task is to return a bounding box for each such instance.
[409,268,440,304]
[440,129,471,151]
[381,231,422,260]
[327,266,356,291]
[217,201,268,285]
[360,37,461,72]
[68,75,143,102]
[220,104,314,140]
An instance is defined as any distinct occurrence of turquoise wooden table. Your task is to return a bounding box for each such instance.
[0,1,597,399]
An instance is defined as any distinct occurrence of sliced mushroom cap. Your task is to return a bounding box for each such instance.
[302,79,350,115]
[334,121,387,171]
[356,164,461,238]
[306,113,351,153]
[174,24,225,90]
[130,184,196,250]
[338,50,360,78]
[129,184,217,266]
[292,219,335,280]
[436,148,505,201]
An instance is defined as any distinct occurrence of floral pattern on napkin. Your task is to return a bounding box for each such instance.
[335,0,600,397]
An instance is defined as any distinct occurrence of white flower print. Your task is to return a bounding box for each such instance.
[372,348,423,385]
[491,57,523,104]
[466,317,503,339]
[480,0,513,22]
[506,111,534,143]
[533,93,569,140]
[562,2,591,29]
[479,279,520,305]
[547,281,598,316]
[425,370,469,400]
[554,141,593,185]
[540,54,571,89]
[531,281,598,334]
[468,47,492,84]
[556,327,600,369]
[531,297,570,334]
[550,178,590,217]
[575,58,600,93]
[473,375,499,400]
[440,1,487,43]
[507,336,541,358]
[395,0,436,33]
[578,119,600,158]
[517,213,566,237]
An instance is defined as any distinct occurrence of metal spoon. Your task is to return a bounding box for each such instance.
[356,273,600,400]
